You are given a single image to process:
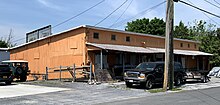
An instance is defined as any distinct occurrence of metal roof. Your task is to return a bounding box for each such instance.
[0,48,9,51]
[86,43,213,56]
[10,25,199,50]
[2,60,28,63]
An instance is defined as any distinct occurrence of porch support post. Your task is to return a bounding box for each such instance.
[100,50,103,70]
[122,52,125,75]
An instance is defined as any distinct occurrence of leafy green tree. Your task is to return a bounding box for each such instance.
[173,21,192,40]
[188,20,220,66]
[0,40,8,48]
[125,17,166,36]
[0,29,15,48]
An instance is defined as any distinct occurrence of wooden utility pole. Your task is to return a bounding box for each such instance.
[163,0,174,91]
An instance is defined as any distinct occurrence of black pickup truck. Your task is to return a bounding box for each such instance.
[0,64,14,85]
[124,62,187,89]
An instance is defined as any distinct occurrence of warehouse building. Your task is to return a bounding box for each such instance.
[9,25,212,80]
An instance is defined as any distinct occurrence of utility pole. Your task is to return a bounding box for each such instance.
[163,0,175,91]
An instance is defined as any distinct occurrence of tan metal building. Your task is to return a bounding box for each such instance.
[9,25,212,80]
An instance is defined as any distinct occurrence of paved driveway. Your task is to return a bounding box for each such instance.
[0,77,220,105]
[0,84,69,99]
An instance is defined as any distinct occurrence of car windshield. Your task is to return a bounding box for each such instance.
[135,63,156,71]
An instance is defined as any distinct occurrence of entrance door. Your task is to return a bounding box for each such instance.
[181,57,186,68]
[94,54,108,70]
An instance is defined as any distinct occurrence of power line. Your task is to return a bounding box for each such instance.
[214,0,220,6]
[110,1,166,28]
[109,0,133,28]
[94,0,128,26]
[186,0,220,26]
[53,0,105,28]
[179,0,220,19]
[12,0,106,43]
[203,0,220,10]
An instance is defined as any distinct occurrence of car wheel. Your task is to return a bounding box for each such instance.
[201,76,207,83]
[20,75,27,82]
[125,81,132,88]
[5,81,11,85]
[145,79,153,89]
[175,76,182,86]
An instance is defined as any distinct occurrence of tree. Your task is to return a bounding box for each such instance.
[173,21,192,40]
[0,40,8,48]
[0,29,15,48]
[125,17,166,36]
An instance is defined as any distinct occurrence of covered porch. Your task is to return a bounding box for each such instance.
[86,43,212,80]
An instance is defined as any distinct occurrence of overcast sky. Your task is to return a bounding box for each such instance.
[0,0,220,45]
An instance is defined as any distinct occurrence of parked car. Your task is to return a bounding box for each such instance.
[207,67,220,77]
[0,64,14,85]
[1,60,30,82]
[124,62,186,89]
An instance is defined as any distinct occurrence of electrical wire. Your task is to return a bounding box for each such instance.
[94,0,128,26]
[203,0,220,10]
[110,1,166,28]
[214,0,220,6]
[53,0,105,28]
[109,0,133,28]
[186,0,220,26]
[12,0,105,43]
[179,0,220,19]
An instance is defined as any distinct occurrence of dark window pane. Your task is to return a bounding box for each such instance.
[93,32,99,39]
[111,35,116,40]
[126,36,130,42]
[180,43,183,47]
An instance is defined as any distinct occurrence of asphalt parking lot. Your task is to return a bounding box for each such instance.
[0,76,220,105]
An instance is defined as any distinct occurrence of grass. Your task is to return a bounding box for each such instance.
[170,88,182,91]
[148,88,166,93]
[147,87,182,93]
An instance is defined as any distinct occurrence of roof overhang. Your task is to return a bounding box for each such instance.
[2,60,28,63]
[86,43,213,56]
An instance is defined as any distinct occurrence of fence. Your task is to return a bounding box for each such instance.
[45,63,93,82]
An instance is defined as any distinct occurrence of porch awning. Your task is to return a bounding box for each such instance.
[86,43,213,56]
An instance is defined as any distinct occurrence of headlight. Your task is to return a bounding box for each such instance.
[124,72,127,77]
[138,73,145,79]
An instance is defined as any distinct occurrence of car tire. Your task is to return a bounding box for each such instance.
[201,76,207,83]
[125,81,132,88]
[5,81,11,85]
[145,79,153,89]
[20,75,27,82]
[175,76,182,86]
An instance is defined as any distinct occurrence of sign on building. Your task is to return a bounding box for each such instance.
[26,25,52,43]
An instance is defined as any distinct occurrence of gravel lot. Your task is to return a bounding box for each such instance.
[0,77,220,105]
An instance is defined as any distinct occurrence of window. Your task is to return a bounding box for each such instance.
[93,32,99,39]
[194,44,197,49]
[180,43,183,47]
[188,44,190,48]
[126,36,130,42]
[111,34,116,40]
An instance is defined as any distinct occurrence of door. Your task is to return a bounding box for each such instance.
[154,64,164,83]
[181,57,186,68]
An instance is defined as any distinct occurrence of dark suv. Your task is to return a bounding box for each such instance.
[124,62,186,89]
[0,64,14,85]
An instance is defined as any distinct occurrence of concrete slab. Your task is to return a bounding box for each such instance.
[182,76,220,91]
[0,84,69,98]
